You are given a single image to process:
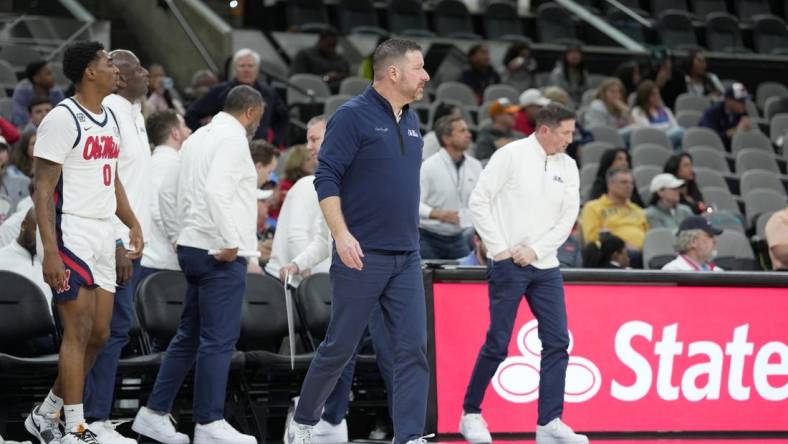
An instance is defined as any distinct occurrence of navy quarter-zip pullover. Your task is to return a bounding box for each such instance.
[314,86,423,252]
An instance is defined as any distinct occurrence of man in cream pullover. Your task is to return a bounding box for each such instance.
[459,103,588,444]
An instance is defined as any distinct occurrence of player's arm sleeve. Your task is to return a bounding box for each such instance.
[33,106,78,165]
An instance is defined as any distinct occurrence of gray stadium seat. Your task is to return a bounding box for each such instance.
[631,127,672,149]
[580,142,614,166]
[736,148,780,175]
[683,126,725,151]
[0,44,42,70]
[754,211,775,238]
[701,186,741,215]
[0,60,16,90]
[694,167,730,191]
[48,61,69,90]
[483,1,525,41]
[769,113,788,144]
[676,109,703,128]
[705,12,748,53]
[580,163,598,201]
[336,0,385,35]
[286,0,329,31]
[714,229,756,270]
[388,0,432,36]
[756,81,788,111]
[740,169,787,196]
[675,93,711,113]
[633,165,662,194]
[581,89,597,107]
[753,15,788,54]
[632,143,672,168]
[690,0,728,18]
[652,0,690,18]
[482,84,519,105]
[688,146,731,172]
[0,97,11,120]
[589,125,624,146]
[436,81,477,107]
[734,0,772,20]
[643,228,677,270]
[744,189,787,226]
[434,0,481,39]
[658,11,700,50]
[731,130,773,155]
[287,74,331,106]
[763,96,788,121]
[537,3,580,45]
[323,94,352,116]
[339,76,369,96]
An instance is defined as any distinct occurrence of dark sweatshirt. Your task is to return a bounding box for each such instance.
[314,86,422,252]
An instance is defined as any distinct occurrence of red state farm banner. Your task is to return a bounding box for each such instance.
[432,283,788,433]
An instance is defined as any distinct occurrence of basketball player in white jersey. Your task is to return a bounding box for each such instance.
[25,41,143,444]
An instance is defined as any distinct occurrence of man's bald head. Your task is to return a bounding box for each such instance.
[109,49,149,100]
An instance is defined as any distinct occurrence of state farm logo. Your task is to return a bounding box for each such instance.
[492,320,601,403]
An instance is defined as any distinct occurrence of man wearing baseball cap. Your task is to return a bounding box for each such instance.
[515,88,550,136]
[699,82,752,148]
[645,173,693,229]
[662,215,724,272]
[475,98,525,162]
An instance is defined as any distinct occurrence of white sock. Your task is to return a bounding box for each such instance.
[39,390,63,416]
[64,404,85,432]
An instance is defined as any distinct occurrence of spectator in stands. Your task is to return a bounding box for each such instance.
[0,138,7,172]
[682,50,724,100]
[459,44,501,104]
[699,82,752,149]
[615,60,641,97]
[0,207,51,308]
[458,231,488,267]
[419,115,482,259]
[543,86,572,108]
[185,48,288,144]
[588,148,645,207]
[648,49,683,110]
[422,102,462,160]
[645,173,693,229]
[266,116,328,283]
[250,140,279,263]
[475,98,524,161]
[664,153,707,214]
[584,78,634,142]
[549,44,589,105]
[631,80,684,149]
[290,28,350,93]
[6,130,35,179]
[0,181,33,247]
[0,116,20,146]
[581,233,629,269]
[580,168,649,262]
[0,136,30,216]
[514,89,549,136]
[558,224,583,268]
[662,216,723,271]
[145,63,185,116]
[765,208,788,271]
[10,60,65,128]
[501,42,538,92]
[280,144,316,200]
[251,140,279,188]
[184,69,218,106]
[22,95,53,133]
[545,85,591,159]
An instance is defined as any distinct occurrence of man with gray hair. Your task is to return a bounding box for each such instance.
[131,85,263,444]
[286,38,430,444]
[185,48,288,144]
[662,216,724,271]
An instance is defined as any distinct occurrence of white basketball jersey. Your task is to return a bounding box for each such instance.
[34,97,121,219]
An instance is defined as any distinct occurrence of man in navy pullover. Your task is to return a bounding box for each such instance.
[286,39,431,444]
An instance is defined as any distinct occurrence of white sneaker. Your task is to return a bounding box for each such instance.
[24,405,62,444]
[368,424,387,440]
[285,419,313,444]
[404,433,435,444]
[536,418,588,444]
[88,420,137,444]
[131,407,189,444]
[313,418,347,443]
[459,412,492,444]
[283,397,299,444]
[61,424,100,444]
[193,420,255,444]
